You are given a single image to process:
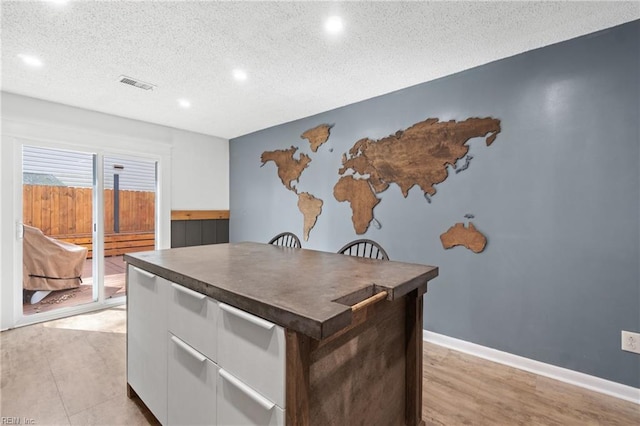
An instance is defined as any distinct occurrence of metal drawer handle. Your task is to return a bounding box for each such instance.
[171,335,206,363]
[134,267,155,279]
[219,369,275,411]
[171,283,206,301]
[219,303,275,331]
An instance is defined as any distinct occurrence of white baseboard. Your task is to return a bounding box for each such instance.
[423,330,640,405]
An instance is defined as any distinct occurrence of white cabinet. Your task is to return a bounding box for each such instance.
[128,267,285,426]
[127,265,169,425]
[168,334,218,425]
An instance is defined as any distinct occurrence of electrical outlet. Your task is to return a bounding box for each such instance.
[621,331,640,354]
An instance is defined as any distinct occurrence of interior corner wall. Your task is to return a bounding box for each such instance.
[229,21,640,388]
[0,92,229,330]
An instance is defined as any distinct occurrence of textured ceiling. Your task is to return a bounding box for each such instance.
[2,1,639,139]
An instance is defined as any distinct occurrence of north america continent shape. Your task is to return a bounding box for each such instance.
[260,146,311,192]
[334,117,501,234]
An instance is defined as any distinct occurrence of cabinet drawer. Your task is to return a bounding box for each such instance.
[169,282,218,362]
[168,334,217,426]
[217,368,284,426]
[217,303,286,408]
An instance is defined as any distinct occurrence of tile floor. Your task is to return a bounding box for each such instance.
[1,306,156,425]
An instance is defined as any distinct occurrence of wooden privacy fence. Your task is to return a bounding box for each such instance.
[23,185,155,257]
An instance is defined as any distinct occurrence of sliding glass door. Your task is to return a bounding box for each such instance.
[21,145,97,315]
[20,144,158,320]
[102,155,157,300]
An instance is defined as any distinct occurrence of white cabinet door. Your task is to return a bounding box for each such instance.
[217,368,284,426]
[217,303,286,408]
[168,334,218,426]
[127,265,169,425]
[169,283,218,362]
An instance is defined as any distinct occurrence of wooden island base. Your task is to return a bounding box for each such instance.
[286,287,426,426]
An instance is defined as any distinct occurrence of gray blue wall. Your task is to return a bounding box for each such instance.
[230,21,639,388]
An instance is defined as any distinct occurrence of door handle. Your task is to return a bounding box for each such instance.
[219,369,275,411]
[219,303,275,331]
[133,267,155,279]
[171,335,206,363]
[172,283,206,301]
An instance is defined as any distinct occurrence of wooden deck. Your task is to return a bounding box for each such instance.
[23,256,127,316]
[57,232,155,258]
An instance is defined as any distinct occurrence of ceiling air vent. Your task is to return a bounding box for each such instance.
[117,75,156,91]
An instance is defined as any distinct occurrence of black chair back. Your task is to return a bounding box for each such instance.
[268,232,302,248]
[337,239,389,260]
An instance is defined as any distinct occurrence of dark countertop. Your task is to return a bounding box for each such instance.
[125,242,438,340]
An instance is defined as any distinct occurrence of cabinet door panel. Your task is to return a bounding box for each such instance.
[127,265,168,425]
[168,334,217,426]
[218,303,286,408]
[169,282,218,361]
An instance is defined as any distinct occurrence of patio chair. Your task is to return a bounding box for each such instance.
[23,225,88,303]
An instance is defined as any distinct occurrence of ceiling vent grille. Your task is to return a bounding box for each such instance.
[117,75,156,91]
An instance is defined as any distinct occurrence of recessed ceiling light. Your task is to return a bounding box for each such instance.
[232,69,248,81]
[18,54,43,68]
[325,16,343,34]
[178,99,191,109]
[46,0,70,5]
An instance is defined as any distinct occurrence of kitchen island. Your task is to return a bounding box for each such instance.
[125,242,438,425]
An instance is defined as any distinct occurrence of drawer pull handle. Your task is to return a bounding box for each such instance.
[171,283,206,301]
[134,267,155,279]
[171,336,206,363]
[219,303,275,331]
[219,369,275,411]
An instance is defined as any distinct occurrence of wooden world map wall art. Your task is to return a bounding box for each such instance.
[260,125,331,241]
[440,222,487,253]
[301,124,332,153]
[261,117,501,245]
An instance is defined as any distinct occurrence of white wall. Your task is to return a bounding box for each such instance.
[171,130,229,210]
[0,94,4,330]
[0,92,229,330]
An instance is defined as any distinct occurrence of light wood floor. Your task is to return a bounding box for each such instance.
[1,307,638,425]
[422,343,639,425]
